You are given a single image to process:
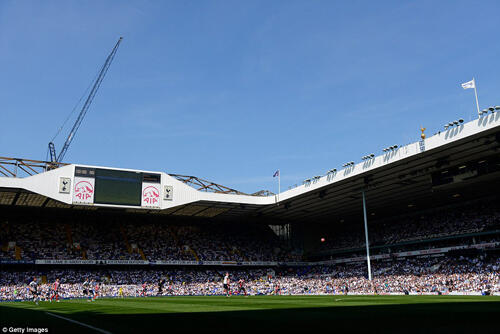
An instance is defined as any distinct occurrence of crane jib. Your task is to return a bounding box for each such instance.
[48,37,123,163]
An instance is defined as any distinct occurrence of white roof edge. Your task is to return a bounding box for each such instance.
[1,113,498,209]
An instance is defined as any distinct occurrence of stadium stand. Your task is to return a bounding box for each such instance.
[1,253,498,300]
[0,221,298,262]
[1,114,500,302]
[2,197,498,263]
[1,195,499,300]
[313,196,500,257]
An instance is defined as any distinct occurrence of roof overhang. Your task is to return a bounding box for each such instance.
[1,113,499,223]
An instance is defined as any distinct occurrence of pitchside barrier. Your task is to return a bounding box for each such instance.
[2,290,499,303]
[1,241,496,266]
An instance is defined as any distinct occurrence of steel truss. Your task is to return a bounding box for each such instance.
[0,157,68,178]
[0,156,269,196]
[169,174,249,195]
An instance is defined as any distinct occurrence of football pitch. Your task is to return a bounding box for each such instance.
[1,295,499,333]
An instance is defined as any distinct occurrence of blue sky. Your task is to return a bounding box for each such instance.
[1,0,499,193]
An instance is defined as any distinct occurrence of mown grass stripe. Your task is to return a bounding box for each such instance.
[46,312,113,334]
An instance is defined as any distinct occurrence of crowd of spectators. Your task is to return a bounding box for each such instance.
[1,198,498,263]
[0,221,296,262]
[318,199,500,252]
[1,254,498,301]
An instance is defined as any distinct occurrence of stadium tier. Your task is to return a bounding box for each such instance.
[1,254,499,300]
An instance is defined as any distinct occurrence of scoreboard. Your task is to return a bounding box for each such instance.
[72,166,162,208]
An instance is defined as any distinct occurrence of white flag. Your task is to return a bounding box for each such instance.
[461,79,475,90]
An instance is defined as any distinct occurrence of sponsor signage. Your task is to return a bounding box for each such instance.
[322,242,500,265]
[154,260,200,265]
[73,177,95,204]
[20,242,499,267]
[142,183,161,208]
[104,260,150,265]
[35,259,149,265]
[0,260,34,264]
[36,259,97,265]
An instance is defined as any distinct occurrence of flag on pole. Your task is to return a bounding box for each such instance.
[461,79,475,90]
[273,169,281,203]
[461,78,481,116]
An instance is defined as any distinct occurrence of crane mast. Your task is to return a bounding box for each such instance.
[49,37,123,163]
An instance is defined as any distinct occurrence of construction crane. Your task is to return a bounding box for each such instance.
[48,37,123,163]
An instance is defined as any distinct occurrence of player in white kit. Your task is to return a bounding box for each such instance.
[223,273,230,297]
[29,277,39,305]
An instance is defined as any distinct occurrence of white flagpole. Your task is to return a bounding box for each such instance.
[278,170,281,203]
[473,77,480,116]
[362,190,372,281]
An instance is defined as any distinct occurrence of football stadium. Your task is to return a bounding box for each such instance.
[2,3,500,334]
[1,110,500,333]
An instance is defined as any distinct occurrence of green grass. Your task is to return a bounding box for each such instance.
[1,295,499,333]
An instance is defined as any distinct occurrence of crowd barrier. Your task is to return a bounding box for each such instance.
[1,241,497,267]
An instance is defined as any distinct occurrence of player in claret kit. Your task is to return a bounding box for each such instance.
[167,281,174,295]
[50,278,61,303]
[237,279,247,297]
[274,282,281,295]
[93,281,100,301]
[141,282,147,297]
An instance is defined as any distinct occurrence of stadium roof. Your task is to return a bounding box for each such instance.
[1,112,499,224]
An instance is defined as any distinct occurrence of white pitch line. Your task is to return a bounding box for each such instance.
[45,312,112,334]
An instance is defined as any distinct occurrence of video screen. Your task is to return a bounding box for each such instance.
[94,168,142,206]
